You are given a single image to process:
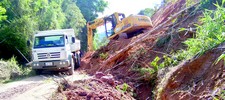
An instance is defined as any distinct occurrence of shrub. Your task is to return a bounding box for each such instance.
[0,57,33,83]
[176,2,225,60]
[0,57,22,82]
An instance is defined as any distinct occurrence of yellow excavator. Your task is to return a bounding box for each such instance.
[87,12,153,51]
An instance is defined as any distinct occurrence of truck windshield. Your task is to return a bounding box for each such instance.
[34,35,65,48]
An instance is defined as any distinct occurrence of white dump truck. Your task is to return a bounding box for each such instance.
[31,29,80,75]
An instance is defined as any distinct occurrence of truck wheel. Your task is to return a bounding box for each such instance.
[75,53,80,69]
[35,69,42,75]
[68,57,74,75]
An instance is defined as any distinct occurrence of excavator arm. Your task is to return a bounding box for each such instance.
[87,12,152,51]
[87,18,105,51]
[87,12,125,51]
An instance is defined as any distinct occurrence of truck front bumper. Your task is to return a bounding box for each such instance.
[32,60,70,69]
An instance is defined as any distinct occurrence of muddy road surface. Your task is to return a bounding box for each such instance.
[0,72,90,100]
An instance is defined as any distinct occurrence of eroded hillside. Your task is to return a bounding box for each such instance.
[55,0,225,99]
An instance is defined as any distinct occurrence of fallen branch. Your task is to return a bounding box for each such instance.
[149,50,172,57]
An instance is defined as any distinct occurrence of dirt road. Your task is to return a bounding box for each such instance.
[0,72,90,100]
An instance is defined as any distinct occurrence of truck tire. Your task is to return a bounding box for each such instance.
[68,57,74,75]
[35,69,42,75]
[75,53,80,69]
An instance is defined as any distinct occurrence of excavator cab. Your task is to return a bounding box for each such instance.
[87,12,152,51]
[104,13,125,37]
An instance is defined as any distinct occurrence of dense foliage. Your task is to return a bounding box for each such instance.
[176,1,225,60]
[76,0,108,51]
[0,6,6,22]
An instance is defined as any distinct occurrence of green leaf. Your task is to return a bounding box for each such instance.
[178,28,187,32]
[215,54,225,64]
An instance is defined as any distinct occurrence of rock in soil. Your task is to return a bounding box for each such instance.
[53,72,135,100]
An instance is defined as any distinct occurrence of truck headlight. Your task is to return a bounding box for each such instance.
[33,64,36,66]
[36,63,39,66]
[62,62,66,64]
[60,61,66,65]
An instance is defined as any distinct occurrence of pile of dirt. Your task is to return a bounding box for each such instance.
[53,72,135,100]
[157,43,225,99]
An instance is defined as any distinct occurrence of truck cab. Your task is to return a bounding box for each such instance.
[31,29,80,75]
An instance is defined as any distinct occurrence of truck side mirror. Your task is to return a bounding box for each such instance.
[72,37,75,43]
[27,40,30,46]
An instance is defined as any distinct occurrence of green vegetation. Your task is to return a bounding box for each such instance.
[0,6,6,22]
[93,34,109,50]
[133,65,156,83]
[200,0,223,10]
[213,89,225,100]
[99,52,109,60]
[150,55,176,73]
[138,8,156,17]
[0,0,84,63]
[215,53,225,64]
[150,56,161,73]
[0,57,34,83]
[162,0,178,4]
[76,0,108,51]
[138,67,155,75]
[176,1,225,60]
[154,0,225,69]
[122,83,129,92]
[116,83,129,93]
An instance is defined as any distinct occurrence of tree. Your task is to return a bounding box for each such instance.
[37,0,66,30]
[0,6,6,22]
[76,0,108,21]
[62,0,86,36]
[0,0,39,62]
[76,0,108,51]
[93,33,109,50]
[138,8,155,17]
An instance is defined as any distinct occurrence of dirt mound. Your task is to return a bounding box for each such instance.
[81,38,132,74]
[158,43,225,100]
[53,72,134,100]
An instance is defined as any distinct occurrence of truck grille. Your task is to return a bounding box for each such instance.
[37,52,60,59]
